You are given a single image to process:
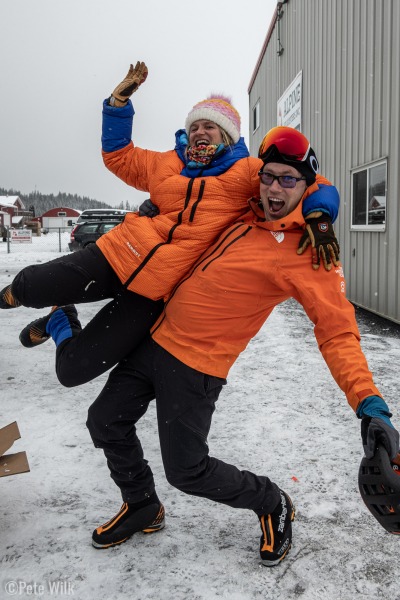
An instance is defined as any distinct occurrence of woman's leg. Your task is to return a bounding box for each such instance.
[54,293,164,386]
[9,245,117,308]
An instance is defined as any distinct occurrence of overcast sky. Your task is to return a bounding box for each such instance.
[0,0,277,208]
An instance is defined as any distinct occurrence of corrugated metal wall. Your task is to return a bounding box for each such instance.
[249,0,400,323]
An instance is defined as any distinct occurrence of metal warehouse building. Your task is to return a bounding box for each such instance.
[248,0,400,323]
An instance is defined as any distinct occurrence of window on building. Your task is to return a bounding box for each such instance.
[351,159,387,231]
[58,211,67,217]
[253,100,260,133]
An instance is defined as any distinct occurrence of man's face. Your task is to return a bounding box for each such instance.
[259,162,307,221]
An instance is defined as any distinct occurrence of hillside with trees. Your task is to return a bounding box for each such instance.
[0,188,138,216]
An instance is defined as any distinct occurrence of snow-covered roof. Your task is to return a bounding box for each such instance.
[371,195,386,206]
[12,215,24,223]
[0,195,25,209]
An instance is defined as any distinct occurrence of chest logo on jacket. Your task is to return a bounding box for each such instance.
[270,231,285,243]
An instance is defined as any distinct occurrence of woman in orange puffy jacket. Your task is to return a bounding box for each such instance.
[0,62,340,387]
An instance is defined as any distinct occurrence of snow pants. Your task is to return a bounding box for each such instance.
[86,336,281,515]
[10,244,164,386]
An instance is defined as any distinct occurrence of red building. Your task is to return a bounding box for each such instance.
[40,207,81,231]
[0,196,30,232]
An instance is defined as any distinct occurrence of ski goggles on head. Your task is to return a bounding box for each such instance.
[258,126,319,175]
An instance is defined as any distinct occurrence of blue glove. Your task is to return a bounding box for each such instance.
[138,199,159,218]
[357,396,400,460]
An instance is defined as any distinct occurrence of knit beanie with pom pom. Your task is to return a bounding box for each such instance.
[185,95,241,144]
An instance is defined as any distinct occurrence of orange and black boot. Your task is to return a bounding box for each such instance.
[0,285,21,309]
[92,497,165,549]
[259,489,295,566]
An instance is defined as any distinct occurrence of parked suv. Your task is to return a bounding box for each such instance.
[69,220,126,251]
[69,208,134,251]
[76,208,130,223]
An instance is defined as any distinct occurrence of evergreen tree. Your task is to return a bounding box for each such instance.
[0,187,114,215]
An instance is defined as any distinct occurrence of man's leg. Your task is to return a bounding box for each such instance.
[152,341,294,566]
[87,344,156,502]
[152,341,280,513]
[86,337,165,548]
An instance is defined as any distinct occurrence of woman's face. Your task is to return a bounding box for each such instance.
[188,120,224,147]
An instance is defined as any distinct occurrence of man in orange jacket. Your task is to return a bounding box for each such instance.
[86,127,399,566]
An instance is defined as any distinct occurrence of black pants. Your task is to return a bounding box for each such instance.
[11,245,164,386]
[86,336,280,515]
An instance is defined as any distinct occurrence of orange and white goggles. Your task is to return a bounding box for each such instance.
[258,126,319,175]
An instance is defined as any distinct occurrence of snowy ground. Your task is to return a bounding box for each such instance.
[1,239,400,600]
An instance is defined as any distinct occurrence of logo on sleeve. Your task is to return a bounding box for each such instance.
[335,266,345,293]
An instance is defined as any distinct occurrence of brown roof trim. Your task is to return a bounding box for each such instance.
[248,2,283,93]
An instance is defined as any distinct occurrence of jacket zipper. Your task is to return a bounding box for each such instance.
[123,177,203,288]
[200,225,252,271]
[151,223,252,335]
[189,180,205,222]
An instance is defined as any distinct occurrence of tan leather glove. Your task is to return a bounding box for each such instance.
[110,61,148,107]
[297,211,340,271]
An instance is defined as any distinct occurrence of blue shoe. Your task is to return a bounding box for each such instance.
[19,305,80,348]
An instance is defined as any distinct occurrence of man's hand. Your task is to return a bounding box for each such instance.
[111,62,148,106]
[297,211,340,271]
[361,417,400,460]
[138,199,159,218]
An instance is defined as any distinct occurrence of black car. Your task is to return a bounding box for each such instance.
[69,219,124,251]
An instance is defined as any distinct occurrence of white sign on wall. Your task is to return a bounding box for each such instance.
[277,71,302,130]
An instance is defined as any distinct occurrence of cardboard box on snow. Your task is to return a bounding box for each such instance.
[0,421,30,478]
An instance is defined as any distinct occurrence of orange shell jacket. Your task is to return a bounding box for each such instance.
[151,190,381,413]
[98,142,332,300]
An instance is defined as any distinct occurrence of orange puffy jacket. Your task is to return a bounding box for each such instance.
[152,189,381,412]
[98,142,334,300]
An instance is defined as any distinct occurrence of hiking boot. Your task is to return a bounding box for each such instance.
[19,305,80,348]
[259,489,295,567]
[92,501,165,549]
[0,284,21,309]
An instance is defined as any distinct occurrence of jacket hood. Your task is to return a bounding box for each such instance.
[174,129,250,178]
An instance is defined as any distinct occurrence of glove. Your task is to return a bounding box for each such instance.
[358,395,400,459]
[297,212,340,271]
[361,417,400,460]
[138,198,159,218]
[111,61,148,106]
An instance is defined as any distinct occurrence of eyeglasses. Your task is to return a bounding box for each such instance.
[258,171,306,188]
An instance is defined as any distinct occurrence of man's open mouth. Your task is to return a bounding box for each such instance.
[269,198,285,213]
